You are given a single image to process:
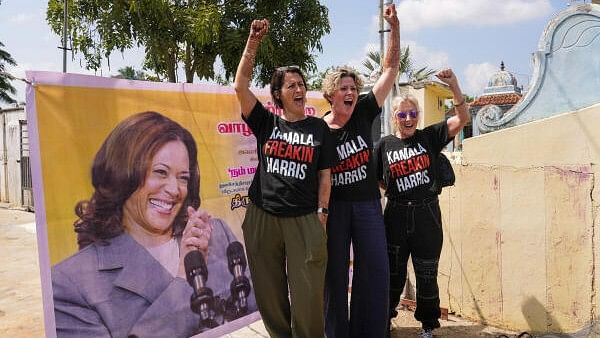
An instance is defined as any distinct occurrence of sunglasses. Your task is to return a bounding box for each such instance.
[395,110,418,119]
[276,65,300,72]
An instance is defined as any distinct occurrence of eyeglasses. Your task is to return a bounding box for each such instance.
[395,110,418,119]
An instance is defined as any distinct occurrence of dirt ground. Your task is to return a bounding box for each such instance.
[0,206,521,338]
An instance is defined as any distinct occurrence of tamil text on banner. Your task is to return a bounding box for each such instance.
[25,71,329,338]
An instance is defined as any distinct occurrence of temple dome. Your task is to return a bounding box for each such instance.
[488,61,518,87]
[483,61,521,95]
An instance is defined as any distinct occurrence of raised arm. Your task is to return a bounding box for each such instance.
[436,68,470,139]
[372,4,400,106]
[234,19,269,118]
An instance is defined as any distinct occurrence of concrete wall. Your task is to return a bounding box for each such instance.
[0,107,27,208]
[437,103,600,335]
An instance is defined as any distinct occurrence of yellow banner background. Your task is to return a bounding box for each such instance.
[32,83,329,265]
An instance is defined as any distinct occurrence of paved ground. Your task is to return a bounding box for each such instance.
[0,206,519,338]
[0,206,44,337]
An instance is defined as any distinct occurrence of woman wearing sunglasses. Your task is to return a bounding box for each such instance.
[374,68,469,338]
[320,3,399,338]
[234,19,335,338]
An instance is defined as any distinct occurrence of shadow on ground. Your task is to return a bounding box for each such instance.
[391,325,513,337]
[389,309,518,338]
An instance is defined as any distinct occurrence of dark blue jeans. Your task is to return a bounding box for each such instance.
[384,197,443,331]
[324,199,389,338]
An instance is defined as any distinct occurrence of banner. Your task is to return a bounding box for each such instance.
[26,71,329,338]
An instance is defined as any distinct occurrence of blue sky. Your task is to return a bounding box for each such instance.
[0,0,576,106]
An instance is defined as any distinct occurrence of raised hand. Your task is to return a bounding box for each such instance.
[249,19,269,42]
[384,3,399,27]
[435,68,459,88]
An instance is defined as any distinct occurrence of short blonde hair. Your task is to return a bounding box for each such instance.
[321,66,365,104]
[390,94,421,134]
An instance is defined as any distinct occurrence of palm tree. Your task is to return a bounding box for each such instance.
[112,66,150,81]
[0,41,17,105]
[361,46,435,87]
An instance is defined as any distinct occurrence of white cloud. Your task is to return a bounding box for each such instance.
[332,43,377,75]
[463,62,498,96]
[357,40,449,79]
[402,40,449,71]
[10,13,37,24]
[396,0,552,31]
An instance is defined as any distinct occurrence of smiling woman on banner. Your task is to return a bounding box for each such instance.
[374,69,469,338]
[234,18,336,338]
[320,3,399,338]
[51,112,256,337]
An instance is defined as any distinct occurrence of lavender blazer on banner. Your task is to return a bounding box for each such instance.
[51,218,257,338]
[51,232,198,338]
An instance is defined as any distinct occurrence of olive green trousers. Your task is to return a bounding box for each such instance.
[242,203,327,338]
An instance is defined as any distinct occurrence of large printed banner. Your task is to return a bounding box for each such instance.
[26,71,329,338]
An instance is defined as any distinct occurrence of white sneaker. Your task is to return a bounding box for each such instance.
[419,328,434,338]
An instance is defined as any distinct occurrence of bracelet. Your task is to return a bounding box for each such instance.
[453,99,465,107]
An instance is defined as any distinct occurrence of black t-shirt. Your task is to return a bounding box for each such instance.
[374,120,451,201]
[324,91,381,201]
[243,101,336,216]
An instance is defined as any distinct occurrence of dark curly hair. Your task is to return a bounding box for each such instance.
[74,112,200,249]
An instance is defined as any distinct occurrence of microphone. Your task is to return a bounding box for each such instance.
[224,241,252,321]
[184,251,219,331]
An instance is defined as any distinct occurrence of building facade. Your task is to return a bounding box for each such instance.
[470,62,523,137]
[0,105,33,210]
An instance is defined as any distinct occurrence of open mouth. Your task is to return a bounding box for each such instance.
[343,99,353,107]
[149,198,175,212]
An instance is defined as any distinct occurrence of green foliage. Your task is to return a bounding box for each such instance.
[306,66,333,91]
[46,0,330,85]
[361,46,435,84]
[111,66,155,81]
[0,41,17,104]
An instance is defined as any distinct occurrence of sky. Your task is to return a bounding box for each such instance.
[0,0,582,107]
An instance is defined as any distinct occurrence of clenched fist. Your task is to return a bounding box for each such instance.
[384,3,399,28]
[435,68,459,88]
[249,19,269,42]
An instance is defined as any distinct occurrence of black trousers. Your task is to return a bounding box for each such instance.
[384,197,443,330]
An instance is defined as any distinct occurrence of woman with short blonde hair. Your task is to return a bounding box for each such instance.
[321,4,400,338]
[375,68,469,338]
[389,94,421,134]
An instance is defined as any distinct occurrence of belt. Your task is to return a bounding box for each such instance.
[387,196,438,207]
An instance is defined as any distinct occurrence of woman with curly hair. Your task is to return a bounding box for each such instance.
[321,4,399,338]
[51,111,255,337]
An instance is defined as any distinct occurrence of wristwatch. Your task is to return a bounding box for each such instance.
[317,207,329,215]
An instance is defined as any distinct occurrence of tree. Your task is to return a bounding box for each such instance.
[361,46,435,85]
[46,0,330,86]
[306,66,333,91]
[112,66,152,81]
[0,41,17,105]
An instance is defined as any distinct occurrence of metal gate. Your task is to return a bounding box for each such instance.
[19,120,34,210]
